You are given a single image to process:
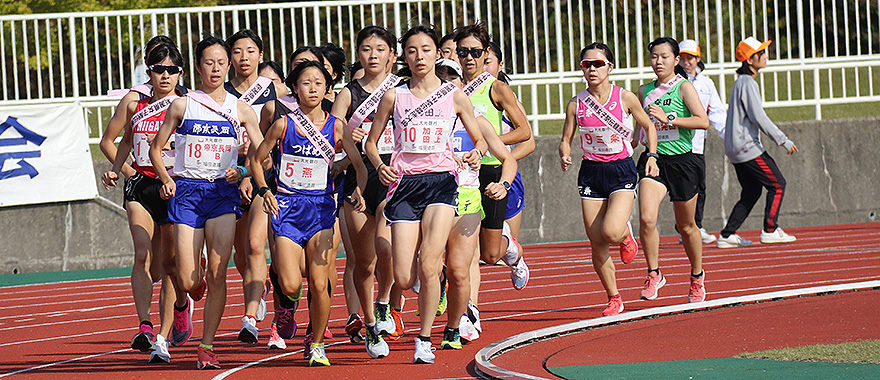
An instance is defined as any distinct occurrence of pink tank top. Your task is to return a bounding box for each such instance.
[576,85,634,162]
[390,83,458,175]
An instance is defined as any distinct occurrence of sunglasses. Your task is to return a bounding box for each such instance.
[456,47,486,59]
[148,64,183,75]
[580,59,611,69]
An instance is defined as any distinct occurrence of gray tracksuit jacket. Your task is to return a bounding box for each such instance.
[724,74,795,164]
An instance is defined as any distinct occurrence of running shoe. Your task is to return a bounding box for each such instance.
[303,332,314,360]
[256,278,271,322]
[345,314,364,344]
[364,325,390,359]
[237,316,258,344]
[276,305,297,339]
[436,284,447,316]
[688,273,707,303]
[308,343,330,366]
[716,233,752,248]
[131,323,156,352]
[511,256,530,290]
[388,308,405,341]
[467,303,482,334]
[323,326,333,340]
[374,303,395,336]
[412,338,436,364]
[501,221,520,266]
[700,228,717,244]
[440,328,462,350]
[189,255,208,302]
[619,221,638,264]
[602,294,624,316]
[639,272,666,300]
[268,322,287,350]
[170,295,194,347]
[196,346,220,370]
[149,334,170,363]
[760,228,797,244]
[459,313,480,342]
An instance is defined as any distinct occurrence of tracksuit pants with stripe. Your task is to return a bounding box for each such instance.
[721,151,786,237]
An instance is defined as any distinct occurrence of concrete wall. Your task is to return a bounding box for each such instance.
[2,117,879,273]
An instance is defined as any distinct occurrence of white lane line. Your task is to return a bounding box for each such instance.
[0,348,130,378]
[474,280,880,380]
[211,341,348,380]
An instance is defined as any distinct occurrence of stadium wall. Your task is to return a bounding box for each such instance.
[2,117,879,273]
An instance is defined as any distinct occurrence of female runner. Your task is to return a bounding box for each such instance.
[364,25,487,364]
[150,35,261,369]
[636,37,709,303]
[559,42,659,316]
[250,60,366,366]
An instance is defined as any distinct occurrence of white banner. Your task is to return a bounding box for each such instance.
[0,103,98,207]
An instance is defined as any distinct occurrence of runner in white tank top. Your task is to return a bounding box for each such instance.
[149,36,261,370]
[363,25,487,364]
[559,43,658,317]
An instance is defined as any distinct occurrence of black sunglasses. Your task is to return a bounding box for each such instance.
[456,47,486,59]
[148,64,183,75]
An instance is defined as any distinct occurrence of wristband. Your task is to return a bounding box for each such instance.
[377,163,386,171]
[256,186,271,198]
[646,152,659,159]
[237,165,248,177]
[471,148,482,157]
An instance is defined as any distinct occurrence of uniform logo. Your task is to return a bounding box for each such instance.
[624,183,634,189]
[608,101,618,111]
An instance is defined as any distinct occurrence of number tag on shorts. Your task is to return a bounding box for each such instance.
[401,119,450,153]
[184,135,236,170]
[362,121,394,155]
[280,153,328,190]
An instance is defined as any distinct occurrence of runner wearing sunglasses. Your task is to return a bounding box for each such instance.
[224,28,275,345]
[636,37,710,303]
[454,23,533,293]
[100,42,191,363]
[559,43,659,316]
[149,35,262,369]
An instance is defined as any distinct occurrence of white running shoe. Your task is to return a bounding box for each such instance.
[760,228,797,244]
[412,338,435,364]
[700,228,717,244]
[374,303,395,336]
[149,334,170,363]
[467,303,482,333]
[511,257,529,290]
[501,221,519,266]
[237,316,259,344]
[256,280,270,322]
[364,325,390,359]
[459,314,480,342]
[716,234,753,248]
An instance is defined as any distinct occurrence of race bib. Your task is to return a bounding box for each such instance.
[183,135,236,170]
[653,115,680,142]
[400,119,451,153]
[579,125,625,154]
[133,132,175,167]
[363,121,394,155]
[279,153,328,191]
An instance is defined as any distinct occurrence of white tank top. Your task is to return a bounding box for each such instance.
[173,93,241,180]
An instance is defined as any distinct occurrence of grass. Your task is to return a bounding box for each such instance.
[737,340,880,364]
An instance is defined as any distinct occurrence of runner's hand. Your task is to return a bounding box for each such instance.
[351,128,367,143]
[378,164,399,186]
[239,177,253,205]
[102,171,119,190]
[262,193,279,216]
[560,155,572,172]
[647,105,667,123]
[350,189,366,213]
[463,150,481,170]
[225,167,243,183]
[160,180,176,200]
[787,144,798,155]
[645,157,660,177]
[484,182,508,201]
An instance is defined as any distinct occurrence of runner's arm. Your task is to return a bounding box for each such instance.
[364,89,398,185]
[251,118,285,216]
[456,91,488,169]
[100,92,140,178]
[491,81,532,145]
[478,115,517,200]
[150,97,186,198]
[674,81,709,130]
[624,90,659,177]
[337,118,367,212]
[558,97,578,172]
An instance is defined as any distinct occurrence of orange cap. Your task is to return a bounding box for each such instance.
[679,40,701,57]
[735,37,772,62]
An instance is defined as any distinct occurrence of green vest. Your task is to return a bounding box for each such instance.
[643,79,694,155]
[469,77,503,165]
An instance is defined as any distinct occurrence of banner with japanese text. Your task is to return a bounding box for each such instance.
[0,103,98,207]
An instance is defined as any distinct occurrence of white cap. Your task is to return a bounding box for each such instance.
[679,39,701,57]
[435,58,463,78]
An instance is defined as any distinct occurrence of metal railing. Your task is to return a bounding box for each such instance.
[1,0,878,140]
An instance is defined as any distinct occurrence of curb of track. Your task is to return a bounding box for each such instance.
[473,280,880,380]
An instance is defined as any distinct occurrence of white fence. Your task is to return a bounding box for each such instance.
[1,0,879,141]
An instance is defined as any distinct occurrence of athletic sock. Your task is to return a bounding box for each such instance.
[174,301,188,311]
[648,268,660,276]
[444,326,457,335]
[691,271,704,279]
[140,320,153,328]
[245,314,256,320]
[199,343,213,350]
[417,335,431,343]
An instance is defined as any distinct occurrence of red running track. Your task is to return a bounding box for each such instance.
[0,222,878,379]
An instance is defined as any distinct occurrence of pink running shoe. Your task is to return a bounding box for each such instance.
[268,322,287,350]
[639,272,667,300]
[602,294,624,316]
[323,326,333,340]
[131,323,156,352]
[688,273,706,303]
[619,221,638,264]
[170,295,194,347]
[276,306,297,339]
[189,256,207,302]
[196,346,220,370]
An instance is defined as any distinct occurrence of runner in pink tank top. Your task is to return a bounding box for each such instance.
[363,25,488,364]
[559,43,659,317]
